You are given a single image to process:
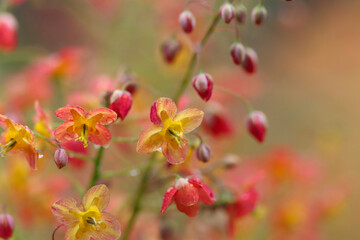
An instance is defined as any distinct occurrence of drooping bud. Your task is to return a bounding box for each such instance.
[179,10,196,34]
[251,4,267,26]
[230,42,245,65]
[0,13,18,52]
[109,90,133,120]
[192,73,214,102]
[150,101,161,125]
[246,111,267,143]
[161,38,182,64]
[54,148,68,169]
[0,213,14,239]
[219,3,235,24]
[119,73,138,95]
[235,4,247,24]
[242,47,258,74]
[196,143,211,163]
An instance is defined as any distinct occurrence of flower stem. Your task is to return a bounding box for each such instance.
[87,146,105,189]
[214,85,254,112]
[121,153,157,240]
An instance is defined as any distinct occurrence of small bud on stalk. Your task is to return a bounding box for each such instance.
[251,4,267,26]
[242,47,258,74]
[161,38,182,64]
[219,3,235,24]
[235,4,247,24]
[109,90,133,120]
[246,111,268,143]
[119,73,138,95]
[0,13,18,52]
[196,143,211,163]
[54,148,68,169]
[230,42,245,65]
[179,10,196,34]
[192,73,214,102]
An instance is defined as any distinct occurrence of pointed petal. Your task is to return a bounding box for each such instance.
[55,106,86,121]
[155,98,177,122]
[136,125,163,154]
[54,121,76,143]
[175,183,199,206]
[22,143,39,170]
[83,184,110,212]
[51,197,80,225]
[88,212,121,240]
[162,136,188,164]
[87,108,117,125]
[65,224,88,240]
[188,178,216,205]
[160,186,177,214]
[88,124,112,146]
[174,108,204,133]
[175,202,200,217]
[0,114,13,129]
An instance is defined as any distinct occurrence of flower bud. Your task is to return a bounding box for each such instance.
[251,4,267,26]
[0,13,18,52]
[219,3,235,24]
[242,47,258,74]
[161,38,182,64]
[179,10,196,34]
[119,73,138,95]
[246,111,267,143]
[54,148,68,169]
[0,213,14,239]
[196,143,211,163]
[230,42,245,65]
[235,4,247,24]
[109,90,133,120]
[192,73,213,102]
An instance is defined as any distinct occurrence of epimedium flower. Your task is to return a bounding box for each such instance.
[51,184,121,240]
[34,101,53,138]
[136,97,204,164]
[0,114,39,169]
[160,178,215,217]
[54,106,117,148]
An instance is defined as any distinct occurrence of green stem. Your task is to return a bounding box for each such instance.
[87,146,105,189]
[121,153,157,240]
[173,14,221,103]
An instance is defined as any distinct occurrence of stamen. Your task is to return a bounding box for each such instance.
[0,139,17,157]
[167,129,182,144]
[75,124,89,148]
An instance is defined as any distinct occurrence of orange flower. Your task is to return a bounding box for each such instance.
[54,106,117,148]
[51,184,121,240]
[0,114,39,169]
[136,97,203,164]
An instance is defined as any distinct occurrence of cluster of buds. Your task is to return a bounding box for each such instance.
[251,4,267,26]
[0,212,14,239]
[246,111,268,143]
[0,13,17,52]
[161,38,182,64]
[178,10,196,34]
[219,3,235,24]
[192,72,214,102]
[109,89,133,120]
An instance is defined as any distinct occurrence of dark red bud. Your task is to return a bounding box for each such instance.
[179,10,196,34]
[0,214,14,239]
[196,143,211,163]
[220,3,235,24]
[230,42,245,65]
[150,101,162,125]
[251,4,267,26]
[235,4,247,24]
[246,111,267,143]
[161,38,182,64]
[120,73,138,95]
[192,73,213,102]
[54,148,68,169]
[242,47,258,74]
[109,90,133,120]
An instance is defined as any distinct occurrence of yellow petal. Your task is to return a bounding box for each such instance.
[136,125,163,154]
[156,98,177,122]
[174,108,204,133]
[83,184,110,212]
[51,197,80,225]
[88,212,121,240]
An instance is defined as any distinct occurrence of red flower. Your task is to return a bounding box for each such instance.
[109,90,133,120]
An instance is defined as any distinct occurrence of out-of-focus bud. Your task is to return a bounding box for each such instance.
[119,73,138,95]
[0,213,14,239]
[179,10,196,34]
[246,111,267,143]
[230,42,245,65]
[54,148,68,169]
[219,3,235,24]
[242,47,258,74]
[251,4,267,26]
[161,38,182,64]
[0,13,17,52]
[235,4,247,24]
[109,90,133,120]
[192,73,213,102]
[222,154,240,168]
[150,101,162,125]
[196,143,211,163]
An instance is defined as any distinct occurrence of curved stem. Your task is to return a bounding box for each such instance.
[214,85,253,112]
[52,224,64,240]
[87,146,105,189]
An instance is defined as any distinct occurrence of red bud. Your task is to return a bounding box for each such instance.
[54,148,68,169]
[242,47,258,74]
[109,90,133,120]
[230,42,245,65]
[179,10,196,34]
[0,13,17,52]
[119,73,138,95]
[192,73,213,102]
[0,214,14,239]
[196,143,211,163]
[251,4,267,26]
[219,3,235,24]
[235,4,247,24]
[161,38,182,64]
[246,111,268,143]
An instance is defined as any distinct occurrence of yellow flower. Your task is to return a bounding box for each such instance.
[136,97,203,164]
[51,184,121,240]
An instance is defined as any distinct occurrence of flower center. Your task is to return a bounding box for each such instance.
[163,119,184,148]
[75,124,89,148]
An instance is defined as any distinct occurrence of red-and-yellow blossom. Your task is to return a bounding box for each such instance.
[0,114,39,169]
[51,184,121,240]
[136,97,203,164]
[54,106,117,148]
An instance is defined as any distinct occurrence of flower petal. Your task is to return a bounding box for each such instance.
[155,98,177,122]
[54,121,76,143]
[174,108,204,133]
[160,186,177,214]
[0,114,13,129]
[175,183,199,206]
[88,212,121,240]
[82,184,110,212]
[22,143,39,170]
[175,202,200,218]
[65,224,87,240]
[55,105,86,121]
[87,108,117,125]
[51,197,80,225]
[161,136,188,164]
[188,178,216,205]
[88,124,112,146]
[136,125,163,154]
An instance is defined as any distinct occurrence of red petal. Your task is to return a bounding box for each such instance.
[160,186,177,214]
[150,101,161,125]
[54,122,76,143]
[87,108,117,125]
[88,124,112,146]
[82,184,110,212]
[175,202,200,217]
[55,106,86,121]
[175,183,199,206]
[188,178,216,205]
[22,143,39,170]
[161,136,188,164]
[51,197,80,225]
[88,212,121,240]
